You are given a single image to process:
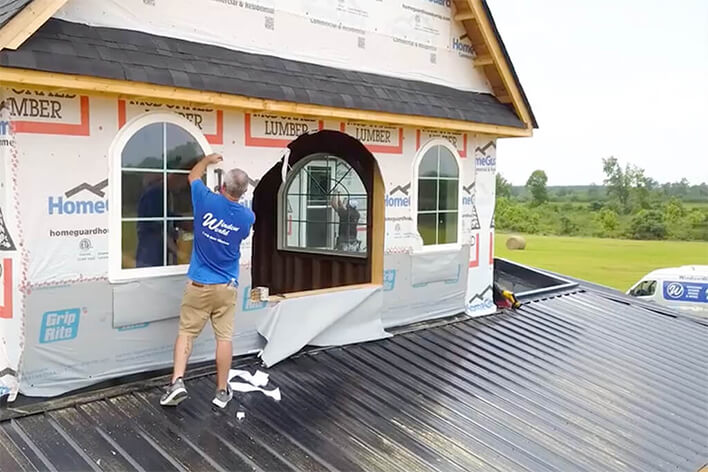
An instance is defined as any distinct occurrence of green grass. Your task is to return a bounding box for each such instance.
[495,233,708,291]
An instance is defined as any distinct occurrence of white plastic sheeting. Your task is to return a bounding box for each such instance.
[54,0,491,94]
[258,286,389,367]
[0,99,22,401]
[410,248,463,286]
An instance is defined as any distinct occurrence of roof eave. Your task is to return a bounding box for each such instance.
[0,0,67,51]
[0,66,533,137]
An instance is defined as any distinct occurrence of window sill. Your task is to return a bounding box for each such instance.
[278,247,368,260]
[109,265,189,284]
[413,243,462,255]
[268,283,381,302]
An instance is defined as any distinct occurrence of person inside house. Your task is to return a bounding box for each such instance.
[136,173,189,267]
[160,153,255,409]
[136,174,166,267]
[331,195,361,252]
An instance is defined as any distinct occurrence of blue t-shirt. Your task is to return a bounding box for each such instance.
[188,180,255,285]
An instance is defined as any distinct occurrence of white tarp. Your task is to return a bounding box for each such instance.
[54,0,490,94]
[257,286,389,367]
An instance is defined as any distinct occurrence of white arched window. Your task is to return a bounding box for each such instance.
[414,140,462,248]
[109,112,212,281]
[279,153,368,257]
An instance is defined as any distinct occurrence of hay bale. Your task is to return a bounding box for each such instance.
[506,235,526,250]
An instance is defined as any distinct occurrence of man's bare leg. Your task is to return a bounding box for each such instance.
[171,334,193,383]
[215,340,233,390]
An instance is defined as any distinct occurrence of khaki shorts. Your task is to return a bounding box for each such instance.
[178,281,237,341]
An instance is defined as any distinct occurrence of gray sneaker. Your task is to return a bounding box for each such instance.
[212,384,233,409]
[160,378,188,406]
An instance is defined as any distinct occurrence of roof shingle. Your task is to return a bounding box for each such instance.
[0,0,31,29]
[0,18,525,129]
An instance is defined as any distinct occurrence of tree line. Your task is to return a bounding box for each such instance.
[495,157,708,241]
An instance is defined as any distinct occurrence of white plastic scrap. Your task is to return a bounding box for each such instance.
[227,368,282,402]
[229,381,282,401]
[229,369,269,387]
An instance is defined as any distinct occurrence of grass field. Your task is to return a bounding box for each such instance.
[495,233,708,291]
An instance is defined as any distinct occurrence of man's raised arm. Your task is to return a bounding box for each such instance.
[188,153,223,183]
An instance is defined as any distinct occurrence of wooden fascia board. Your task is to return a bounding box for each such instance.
[0,0,69,51]
[0,67,533,137]
[454,11,475,21]
[465,0,533,127]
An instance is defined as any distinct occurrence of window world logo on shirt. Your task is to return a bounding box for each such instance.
[48,179,108,215]
[202,212,240,243]
[39,308,80,343]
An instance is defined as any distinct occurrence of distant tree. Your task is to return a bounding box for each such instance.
[663,197,685,224]
[602,156,653,213]
[589,201,603,211]
[629,210,667,240]
[686,209,706,226]
[675,178,690,197]
[587,183,600,200]
[526,170,548,205]
[559,215,578,235]
[495,173,512,199]
[595,208,619,233]
[630,167,652,210]
[603,157,632,210]
[496,198,541,233]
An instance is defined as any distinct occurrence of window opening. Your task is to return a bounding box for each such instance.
[282,154,368,257]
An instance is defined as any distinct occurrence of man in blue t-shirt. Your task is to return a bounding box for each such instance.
[160,153,255,409]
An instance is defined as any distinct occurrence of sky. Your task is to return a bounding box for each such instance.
[487,0,708,186]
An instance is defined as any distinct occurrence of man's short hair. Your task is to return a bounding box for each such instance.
[224,168,249,199]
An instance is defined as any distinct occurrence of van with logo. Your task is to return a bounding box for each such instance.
[627,265,708,319]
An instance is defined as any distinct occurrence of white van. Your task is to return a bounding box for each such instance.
[627,265,708,319]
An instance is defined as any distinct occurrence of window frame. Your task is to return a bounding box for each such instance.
[411,138,463,253]
[108,111,213,282]
[277,153,369,259]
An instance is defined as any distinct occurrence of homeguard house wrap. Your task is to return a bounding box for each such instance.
[0,0,536,398]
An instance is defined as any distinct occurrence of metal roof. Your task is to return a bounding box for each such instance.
[1,284,705,471]
[0,18,526,129]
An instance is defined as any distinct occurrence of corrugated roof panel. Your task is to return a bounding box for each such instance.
[0,289,706,471]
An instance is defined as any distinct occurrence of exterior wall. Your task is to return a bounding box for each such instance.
[0,86,496,397]
[54,0,491,94]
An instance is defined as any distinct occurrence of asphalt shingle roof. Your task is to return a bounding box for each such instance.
[0,0,31,29]
[0,18,526,128]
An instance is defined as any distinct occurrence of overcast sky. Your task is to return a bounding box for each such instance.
[488,0,708,186]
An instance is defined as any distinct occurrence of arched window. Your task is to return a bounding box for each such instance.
[416,142,461,246]
[110,113,212,280]
[280,153,368,257]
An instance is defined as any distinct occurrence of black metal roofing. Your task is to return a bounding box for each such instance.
[1,286,706,471]
[0,18,526,129]
[0,0,30,29]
